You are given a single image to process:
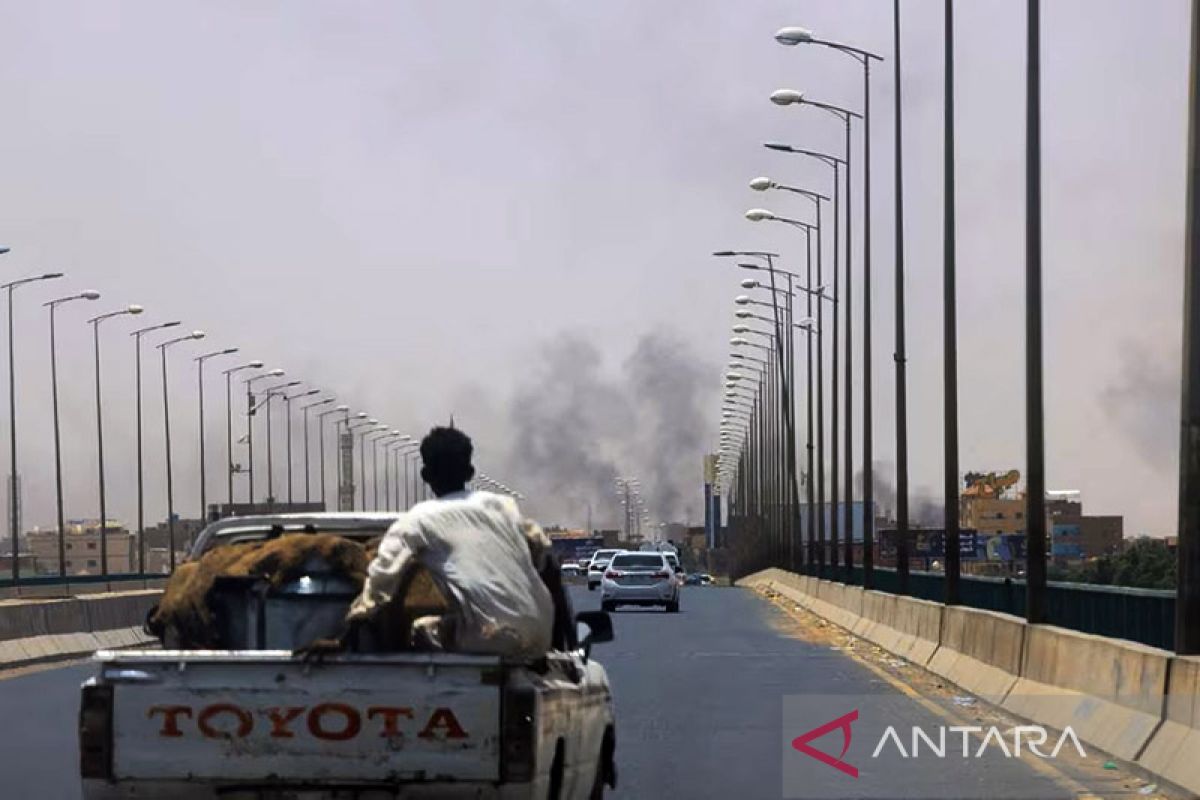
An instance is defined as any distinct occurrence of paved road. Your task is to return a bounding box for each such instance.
[0,585,1139,799]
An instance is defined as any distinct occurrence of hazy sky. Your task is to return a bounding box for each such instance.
[0,0,1190,535]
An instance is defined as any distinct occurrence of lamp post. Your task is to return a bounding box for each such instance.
[282,388,319,504]
[346,417,377,511]
[1025,0,1047,623]
[396,441,419,508]
[357,424,386,510]
[260,380,301,505]
[158,330,205,571]
[88,304,144,577]
[130,319,182,574]
[316,404,349,509]
[775,26,883,586]
[222,360,264,506]
[1176,0,1200,656]
[3,271,64,578]
[745,211,825,571]
[943,0,961,604]
[195,348,238,522]
[367,430,394,510]
[244,369,284,504]
[764,142,853,575]
[301,397,335,504]
[45,289,100,577]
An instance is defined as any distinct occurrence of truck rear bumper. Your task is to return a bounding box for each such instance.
[82,780,536,800]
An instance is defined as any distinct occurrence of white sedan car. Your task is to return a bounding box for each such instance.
[600,551,680,613]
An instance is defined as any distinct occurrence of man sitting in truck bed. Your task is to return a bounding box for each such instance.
[345,426,557,658]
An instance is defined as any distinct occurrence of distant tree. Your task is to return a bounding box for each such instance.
[1056,539,1174,590]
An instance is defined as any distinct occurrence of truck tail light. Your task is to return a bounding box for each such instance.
[79,682,114,780]
[501,684,537,783]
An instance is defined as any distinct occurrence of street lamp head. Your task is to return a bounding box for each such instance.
[745,208,776,222]
[189,330,205,340]
[43,272,65,280]
[732,325,751,334]
[749,177,773,192]
[368,418,378,424]
[335,404,349,412]
[764,142,794,153]
[770,88,805,106]
[81,290,101,300]
[268,368,285,377]
[128,305,144,315]
[775,26,814,46]
[741,279,759,289]
[249,360,264,368]
[712,250,737,257]
[727,372,743,380]
[735,310,752,319]
[355,411,368,419]
[730,337,749,346]
[221,347,238,355]
[734,295,751,305]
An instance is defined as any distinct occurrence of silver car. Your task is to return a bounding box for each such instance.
[600,551,680,613]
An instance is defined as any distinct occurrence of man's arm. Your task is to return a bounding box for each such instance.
[520,519,576,651]
[347,516,424,623]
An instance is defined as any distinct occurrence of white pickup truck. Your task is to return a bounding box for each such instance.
[79,513,618,800]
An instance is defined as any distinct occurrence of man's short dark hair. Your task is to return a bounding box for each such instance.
[420,426,475,489]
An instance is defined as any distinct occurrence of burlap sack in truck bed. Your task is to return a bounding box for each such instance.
[147,532,447,649]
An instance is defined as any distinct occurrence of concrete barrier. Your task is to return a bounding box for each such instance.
[1001,625,1171,763]
[1136,656,1200,797]
[926,605,1024,703]
[0,589,161,669]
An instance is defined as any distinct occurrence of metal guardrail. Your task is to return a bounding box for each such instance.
[806,565,1176,651]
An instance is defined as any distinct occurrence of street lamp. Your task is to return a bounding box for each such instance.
[316,403,349,509]
[244,369,284,504]
[2,271,63,577]
[222,359,263,506]
[366,429,394,510]
[88,304,144,576]
[131,320,181,573]
[158,330,205,570]
[775,24,884,586]
[45,289,100,577]
[259,380,302,505]
[195,347,239,521]
[301,396,336,504]
[282,388,319,503]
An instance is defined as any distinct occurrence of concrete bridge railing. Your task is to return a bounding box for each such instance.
[0,589,161,669]
[739,568,1200,797]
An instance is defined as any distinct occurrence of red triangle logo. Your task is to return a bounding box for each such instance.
[791,709,859,778]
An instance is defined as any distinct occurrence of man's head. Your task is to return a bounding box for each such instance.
[420,426,475,497]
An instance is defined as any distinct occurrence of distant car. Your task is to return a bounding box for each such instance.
[663,552,685,587]
[560,562,584,577]
[700,574,714,585]
[684,573,704,586]
[601,551,680,613]
[587,549,625,591]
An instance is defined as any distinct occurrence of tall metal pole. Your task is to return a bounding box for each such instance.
[7,287,17,579]
[805,239,816,569]
[266,394,275,505]
[198,358,207,521]
[134,333,145,572]
[893,0,911,591]
[92,322,109,577]
[815,203,826,574]
[830,163,841,572]
[303,404,312,504]
[1025,0,1047,624]
[844,116,856,579]
[285,396,294,504]
[161,346,176,572]
[943,0,961,605]
[246,384,255,504]
[862,55,876,590]
[1176,0,1200,656]
[226,371,234,506]
[50,303,66,577]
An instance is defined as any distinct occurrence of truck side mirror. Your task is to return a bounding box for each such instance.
[575,610,613,661]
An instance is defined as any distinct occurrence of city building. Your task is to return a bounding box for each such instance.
[25,520,134,575]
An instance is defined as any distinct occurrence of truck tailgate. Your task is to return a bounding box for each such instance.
[102,651,502,784]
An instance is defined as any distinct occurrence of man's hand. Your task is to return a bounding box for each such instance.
[293,636,345,664]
